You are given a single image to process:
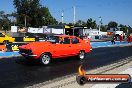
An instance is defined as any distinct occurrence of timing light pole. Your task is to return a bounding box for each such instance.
[61,10,64,24]
[73,6,76,36]
[73,6,76,25]
[24,15,27,28]
[99,16,102,35]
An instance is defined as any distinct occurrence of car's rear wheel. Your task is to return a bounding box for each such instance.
[40,53,51,65]
[78,51,85,60]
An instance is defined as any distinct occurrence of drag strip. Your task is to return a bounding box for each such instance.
[0,46,132,88]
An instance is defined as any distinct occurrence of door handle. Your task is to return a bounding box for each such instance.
[69,46,71,47]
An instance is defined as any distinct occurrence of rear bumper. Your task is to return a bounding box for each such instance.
[29,54,37,56]
[20,52,37,57]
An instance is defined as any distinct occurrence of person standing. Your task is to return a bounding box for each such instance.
[111,36,116,44]
[127,35,131,43]
[119,34,123,42]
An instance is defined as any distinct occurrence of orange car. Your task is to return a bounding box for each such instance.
[19,35,92,65]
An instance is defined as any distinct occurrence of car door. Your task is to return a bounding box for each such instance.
[62,37,73,56]
[70,37,81,55]
[52,37,72,57]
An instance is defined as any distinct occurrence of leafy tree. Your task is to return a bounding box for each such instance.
[100,25,107,32]
[118,24,128,33]
[2,19,11,32]
[86,18,97,29]
[67,23,74,26]
[0,11,11,32]
[58,22,67,25]
[39,7,58,26]
[108,21,118,28]
[13,0,58,27]
[75,20,86,26]
[128,25,132,34]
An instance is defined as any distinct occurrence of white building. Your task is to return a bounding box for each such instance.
[11,26,18,32]
[107,28,123,35]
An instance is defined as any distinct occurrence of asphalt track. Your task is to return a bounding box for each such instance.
[0,45,132,88]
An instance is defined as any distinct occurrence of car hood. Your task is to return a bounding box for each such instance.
[19,42,51,49]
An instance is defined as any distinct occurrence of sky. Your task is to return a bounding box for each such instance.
[0,0,132,26]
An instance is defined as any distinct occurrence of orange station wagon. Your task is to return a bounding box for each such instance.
[19,35,92,65]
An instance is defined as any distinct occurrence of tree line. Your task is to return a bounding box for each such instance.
[0,0,131,34]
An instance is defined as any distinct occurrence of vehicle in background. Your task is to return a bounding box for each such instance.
[6,32,37,51]
[19,35,92,65]
[12,32,55,42]
[12,32,36,42]
[0,33,15,45]
[6,33,55,51]
[33,33,55,42]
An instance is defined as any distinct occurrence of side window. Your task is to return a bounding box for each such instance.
[72,38,79,44]
[63,38,70,44]
[0,33,5,37]
[54,36,59,43]
[48,36,59,44]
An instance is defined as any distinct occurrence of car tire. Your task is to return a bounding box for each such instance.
[78,51,85,60]
[40,53,51,65]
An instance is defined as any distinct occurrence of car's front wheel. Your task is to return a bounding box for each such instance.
[78,51,85,60]
[40,53,51,65]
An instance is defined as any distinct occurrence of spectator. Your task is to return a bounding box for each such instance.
[127,35,131,43]
[111,36,116,44]
[119,34,123,42]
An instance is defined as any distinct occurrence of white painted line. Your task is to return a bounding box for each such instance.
[91,84,118,88]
